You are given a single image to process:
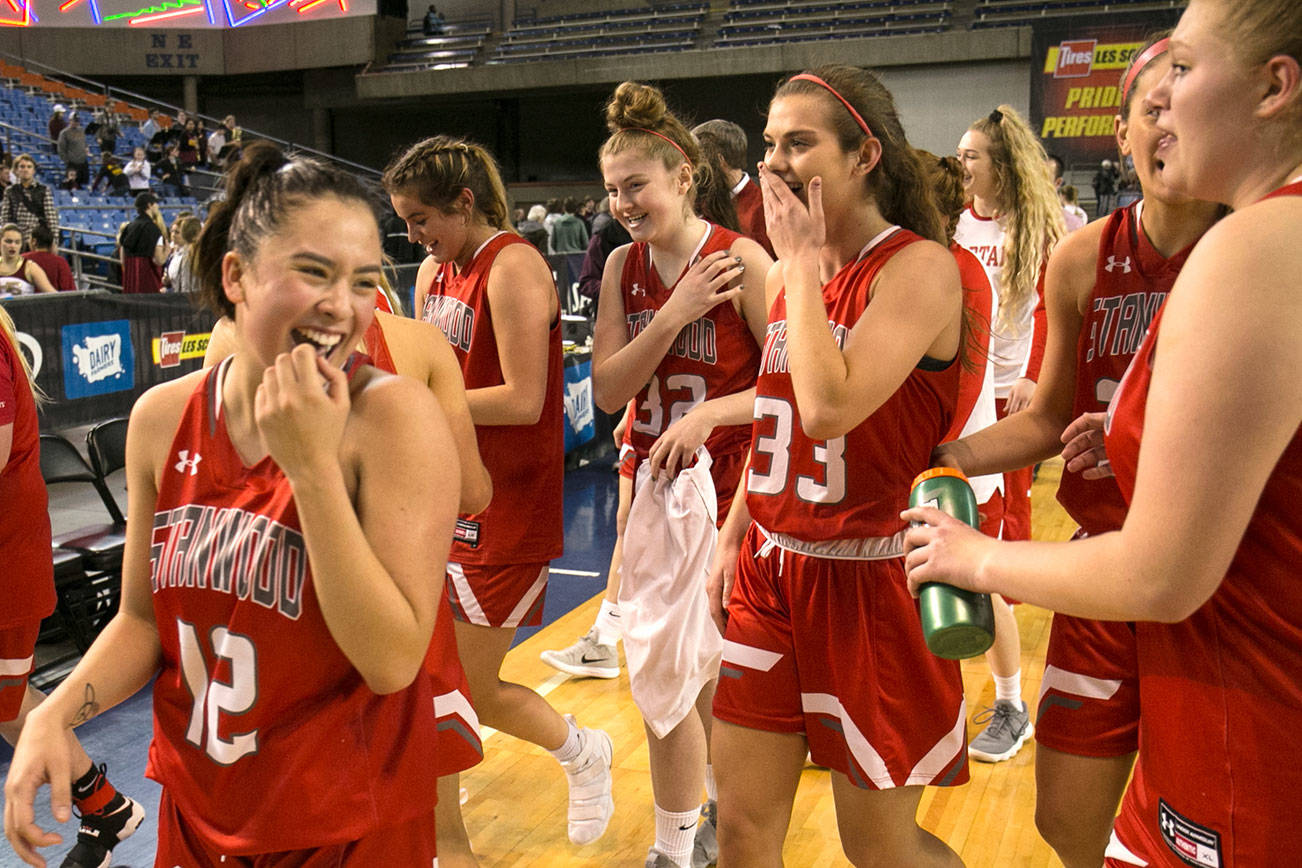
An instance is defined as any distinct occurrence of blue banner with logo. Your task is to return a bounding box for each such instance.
[2,291,216,430]
[563,351,595,453]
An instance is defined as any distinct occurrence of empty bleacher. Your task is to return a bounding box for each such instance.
[715,0,952,47]
[972,0,1184,28]
[381,19,493,72]
[489,2,707,64]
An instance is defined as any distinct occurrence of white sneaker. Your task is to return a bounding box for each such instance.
[559,715,614,845]
[540,629,620,679]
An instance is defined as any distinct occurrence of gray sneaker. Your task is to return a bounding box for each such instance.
[968,700,1034,763]
[540,628,620,679]
[692,800,718,868]
[646,847,683,868]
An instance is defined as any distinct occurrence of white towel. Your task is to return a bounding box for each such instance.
[620,447,724,738]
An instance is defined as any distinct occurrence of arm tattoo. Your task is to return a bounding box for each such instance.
[68,683,100,727]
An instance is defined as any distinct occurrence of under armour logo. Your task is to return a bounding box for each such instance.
[631,282,646,296]
[1160,814,1175,837]
[1104,255,1132,273]
[175,450,202,476]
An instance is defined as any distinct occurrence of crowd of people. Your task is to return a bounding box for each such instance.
[1,2,1298,867]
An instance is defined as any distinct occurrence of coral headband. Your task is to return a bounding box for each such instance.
[632,128,691,165]
[1121,38,1170,106]
[790,73,874,139]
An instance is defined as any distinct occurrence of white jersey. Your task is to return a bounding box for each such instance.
[619,448,723,739]
[954,206,1037,398]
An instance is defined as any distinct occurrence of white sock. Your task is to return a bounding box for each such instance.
[654,805,698,867]
[994,671,1022,706]
[550,718,583,764]
[704,765,717,803]
[593,599,621,646]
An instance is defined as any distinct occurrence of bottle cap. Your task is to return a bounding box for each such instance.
[911,465,969,487]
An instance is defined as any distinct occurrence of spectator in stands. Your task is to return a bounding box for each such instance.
[1,154,57,249]
[123,145,151,193]
[140,111,160,146]
[517,203,549,251]
[0,155,15,190]
[217,114,242,163]
[1092,158,1119,216]
[579,196,596,229]
[47,105,67,146]
[118,192,167,293]
[423,4,445,36]
[590,195,613,235]
[0,224,55,294]
[177,118,200,169]
[542,197,562,249]
[206,122,227,168]
[22,223,75,292]
[58,168,79,192]
[691,118,773,256]
[1045,151,1085,232]
[550,196,589,253]
[161,214,201,294]
[1061,184,1087,233]
[56,114,89,187]
[576,204,630,309]
[94,109,119,157]
[195,118,210,166]
[155,141,186,198]
[511,206,525,227]
[92,153,131,198]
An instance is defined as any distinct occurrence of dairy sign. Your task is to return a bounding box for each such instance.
[62,319,135,399]
[1030,12,1179,164]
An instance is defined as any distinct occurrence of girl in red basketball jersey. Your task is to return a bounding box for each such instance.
[591,81,771,868]
[5,142,459,866]
[934,34,1222,867]
[384,136,615,849]
[707,65,965,866]
[905,2,1302,864]
[953,105,1065,763]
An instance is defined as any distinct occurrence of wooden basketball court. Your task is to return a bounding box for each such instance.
[460,460,1080,866]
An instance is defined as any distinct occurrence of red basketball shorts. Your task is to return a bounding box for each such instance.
[994,397,1033,543]
[714,524,969,790]
[424,590,482,776]
[155,790,438,866]
[1036,612,1139,757]
[445,562,549,629]
[0,620,40,721]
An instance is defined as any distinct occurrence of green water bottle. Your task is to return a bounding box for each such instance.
[909,466,995,660]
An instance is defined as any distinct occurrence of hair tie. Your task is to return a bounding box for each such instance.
[631,128,691,165]
[1121,37,1170,107]
[790,73,874,140]
[987,108,1003,125]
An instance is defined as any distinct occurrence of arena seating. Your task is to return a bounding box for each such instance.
[489,2,708,64]
[0,66,204,285]
[972,0,1184,28]
[715,0,952,47]
[382,19,493,72]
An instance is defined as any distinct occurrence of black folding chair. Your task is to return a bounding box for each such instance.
[39,432,126,650]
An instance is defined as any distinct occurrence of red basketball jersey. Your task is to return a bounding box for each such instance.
[0,330,54,626]
[1057,202,1195,535]
[733,176,773,257]
[147,359,440,854]
[621,222,760,469]
[746,227,959,541]
[420,232,564,565]
[1103,181,1302,866]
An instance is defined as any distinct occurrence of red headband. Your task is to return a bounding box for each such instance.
[790,73,875,140]
[1121,38,1170,106]
[632,128,691,165]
